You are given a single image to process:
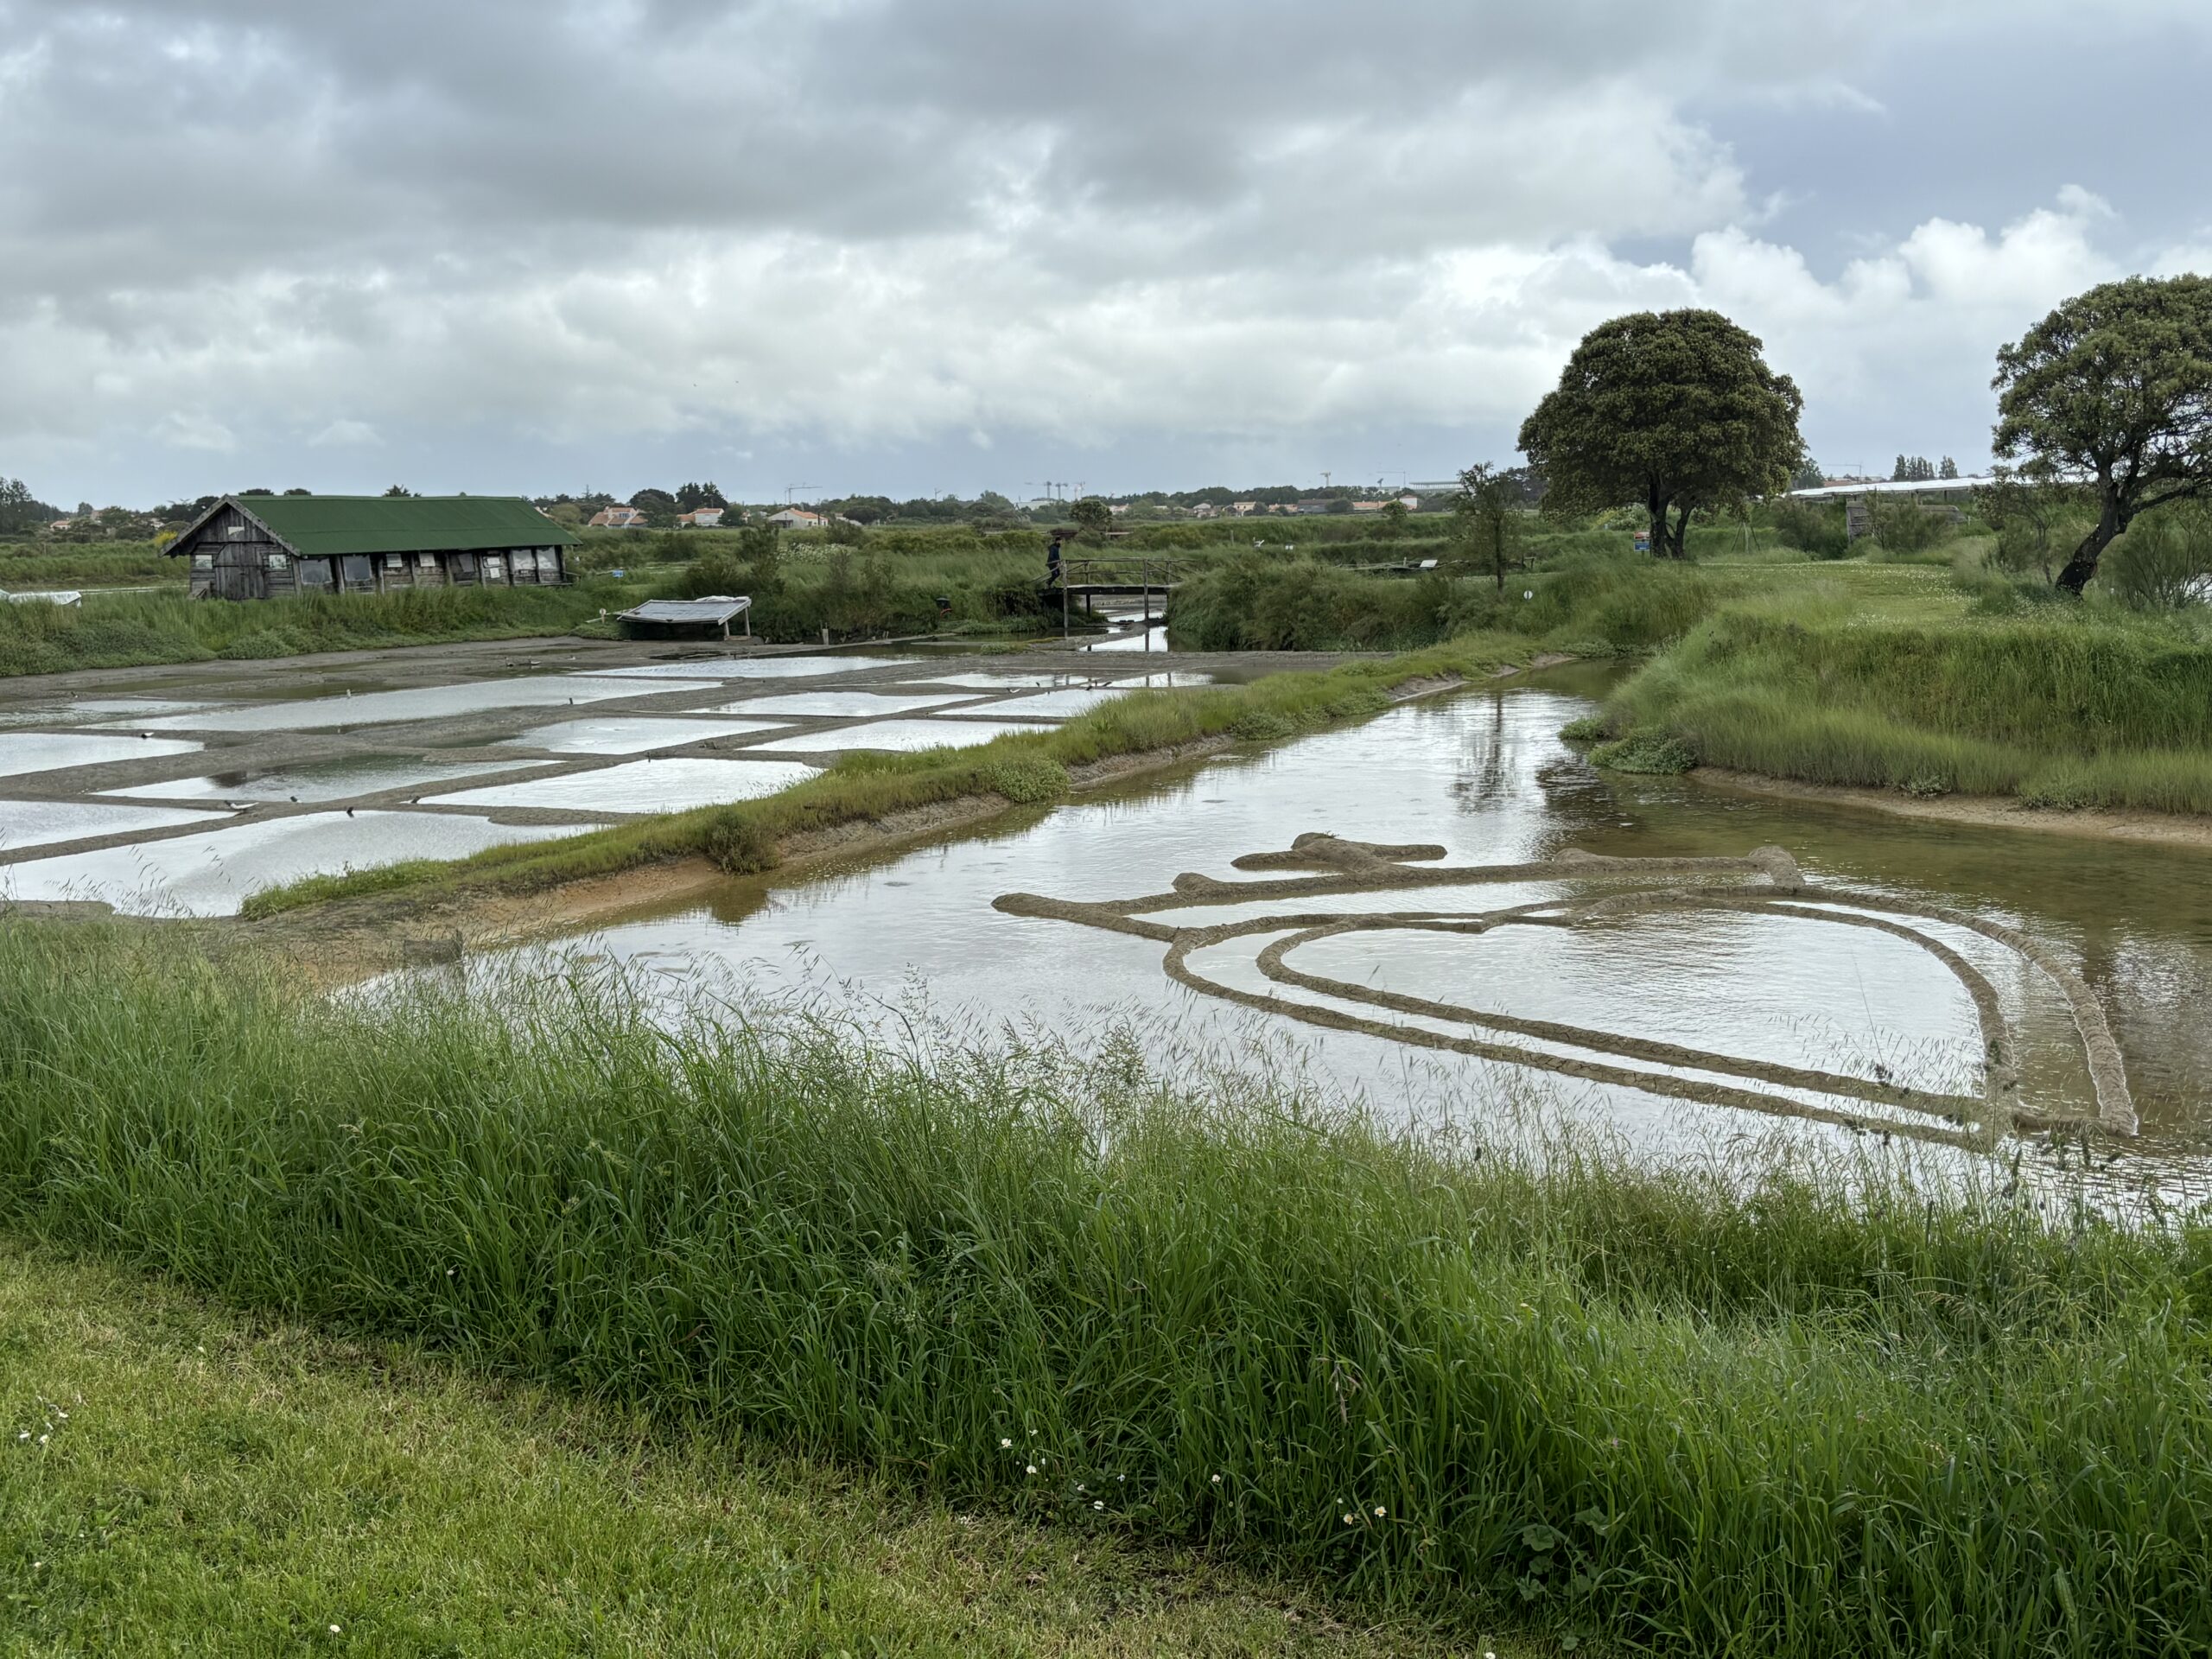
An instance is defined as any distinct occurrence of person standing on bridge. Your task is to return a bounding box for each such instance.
[1046,534,1064,588]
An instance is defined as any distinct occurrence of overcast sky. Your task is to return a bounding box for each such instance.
[5,0,2209,506]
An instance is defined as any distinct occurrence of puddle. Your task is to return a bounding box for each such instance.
[987,686,1150,720]
[0,732,203,778]
[586,656,918,681]
[0,810,598,917]
[1082,624,1173,652]
[425,757,821,813]
[105,677,712,733]
[717,691,976,717]
[501,716,787,755]
[0,799,231,854]
[0,697,211,728]
[522,671,2212,1150]
[747,719,1045,754]
[909,671,1129,690]
[107,756,555,805]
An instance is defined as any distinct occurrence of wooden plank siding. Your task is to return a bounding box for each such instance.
[175,503,569,601]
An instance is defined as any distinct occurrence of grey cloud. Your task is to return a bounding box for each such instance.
[3,0,2210,503]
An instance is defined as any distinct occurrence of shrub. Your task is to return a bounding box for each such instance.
[978,753,1070,804]
[1557,715,1608,742]
[701,813,779,874]
[1768,499,1849,560]
[2101,506,2212,610]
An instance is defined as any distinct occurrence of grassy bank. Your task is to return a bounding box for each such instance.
[3,924,2208,1656]
[1168,552,1718,654]
[1597,602,2212,812]
[0,537,177,589]
[238,635,1531,918]
[0,582,634,679]
[0,1242,1469,1656]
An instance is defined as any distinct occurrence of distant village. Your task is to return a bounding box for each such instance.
[0,480,1452,546]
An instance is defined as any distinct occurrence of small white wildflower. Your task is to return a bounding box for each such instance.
[1076,1484,1086,1492]
[1092,1500,1104,1510]
[999,1438,1012,1449]
[54,1410,67,1421]
[329,1624,342,1635]
[15,1432,25,1442]
[1026,1464,1038,1476]
[37,1433,48,1445]
[1342,1511,1357,1525]
[446,1268,455,1277]
[1116,1474,1125,1483]
[1210,1473,1222,1485]
[1374,1506,1386,1517]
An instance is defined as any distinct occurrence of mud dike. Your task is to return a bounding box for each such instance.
[995,835,2136,1148]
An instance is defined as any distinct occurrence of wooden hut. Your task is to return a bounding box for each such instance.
[166,494,581,601]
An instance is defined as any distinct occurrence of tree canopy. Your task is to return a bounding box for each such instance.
[1517,309,1803,559]
[1993,273,2212,594]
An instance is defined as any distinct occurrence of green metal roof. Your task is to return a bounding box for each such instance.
[175,494,580,558]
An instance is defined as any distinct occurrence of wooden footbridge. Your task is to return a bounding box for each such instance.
[1046,556,1181,640]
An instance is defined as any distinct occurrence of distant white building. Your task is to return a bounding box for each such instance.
[588,505,647,529]
[677,506,726,528]
[766,508,826,530]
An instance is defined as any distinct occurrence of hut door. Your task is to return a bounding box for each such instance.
[211,537,269,601]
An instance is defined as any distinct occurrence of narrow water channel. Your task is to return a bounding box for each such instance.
[516,664,2212,1162]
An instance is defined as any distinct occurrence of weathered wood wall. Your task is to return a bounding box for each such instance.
[174,508,571,600]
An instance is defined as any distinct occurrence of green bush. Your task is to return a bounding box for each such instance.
[2101,506,2212,610]
[1768,499,1850,560]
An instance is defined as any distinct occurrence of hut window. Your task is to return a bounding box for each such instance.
[226,523,246,539]
[340,556,374,588]
[296,559,332,589]
[482,556,505,582]
[267,553,289,570]
[511,550,537,576]
[191,553,214,570]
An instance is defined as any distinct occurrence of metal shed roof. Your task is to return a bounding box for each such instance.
[619,596,752,624]
[170,494,581,558]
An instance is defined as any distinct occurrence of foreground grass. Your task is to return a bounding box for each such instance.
[3,924,2209,1656]
[238,633,1534,918]
[0,1242,1475,1657]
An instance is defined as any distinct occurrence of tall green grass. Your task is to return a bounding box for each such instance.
[1604,607,2212,810]
[1169,553,1716,654]
[0,582,632,679]
[1,922,2206,1655]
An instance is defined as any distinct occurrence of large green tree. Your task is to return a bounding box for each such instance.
[1517,309,1803,559]
[1992,273,2212,594]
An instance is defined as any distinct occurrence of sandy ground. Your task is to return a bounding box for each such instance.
[1694,767,2212,850]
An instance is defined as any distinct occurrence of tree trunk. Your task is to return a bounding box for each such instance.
[1662,503,1692,560]
[1647,488,1669,560]
[2056,493,2123,595]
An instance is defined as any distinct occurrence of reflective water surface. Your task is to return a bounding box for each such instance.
[519,666,2212,1154]
[1,810,599,916]
[426,757,819,813]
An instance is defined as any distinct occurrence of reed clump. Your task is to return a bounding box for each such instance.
[0,923,2206,1656]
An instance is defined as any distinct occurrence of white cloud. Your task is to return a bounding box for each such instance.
[150,410,236,452]
[308,418,382,447]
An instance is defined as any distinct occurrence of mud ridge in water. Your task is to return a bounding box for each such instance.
[996,833,2136,1145]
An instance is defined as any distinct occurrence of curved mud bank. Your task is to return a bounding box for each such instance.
[1693,766,2212,851]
